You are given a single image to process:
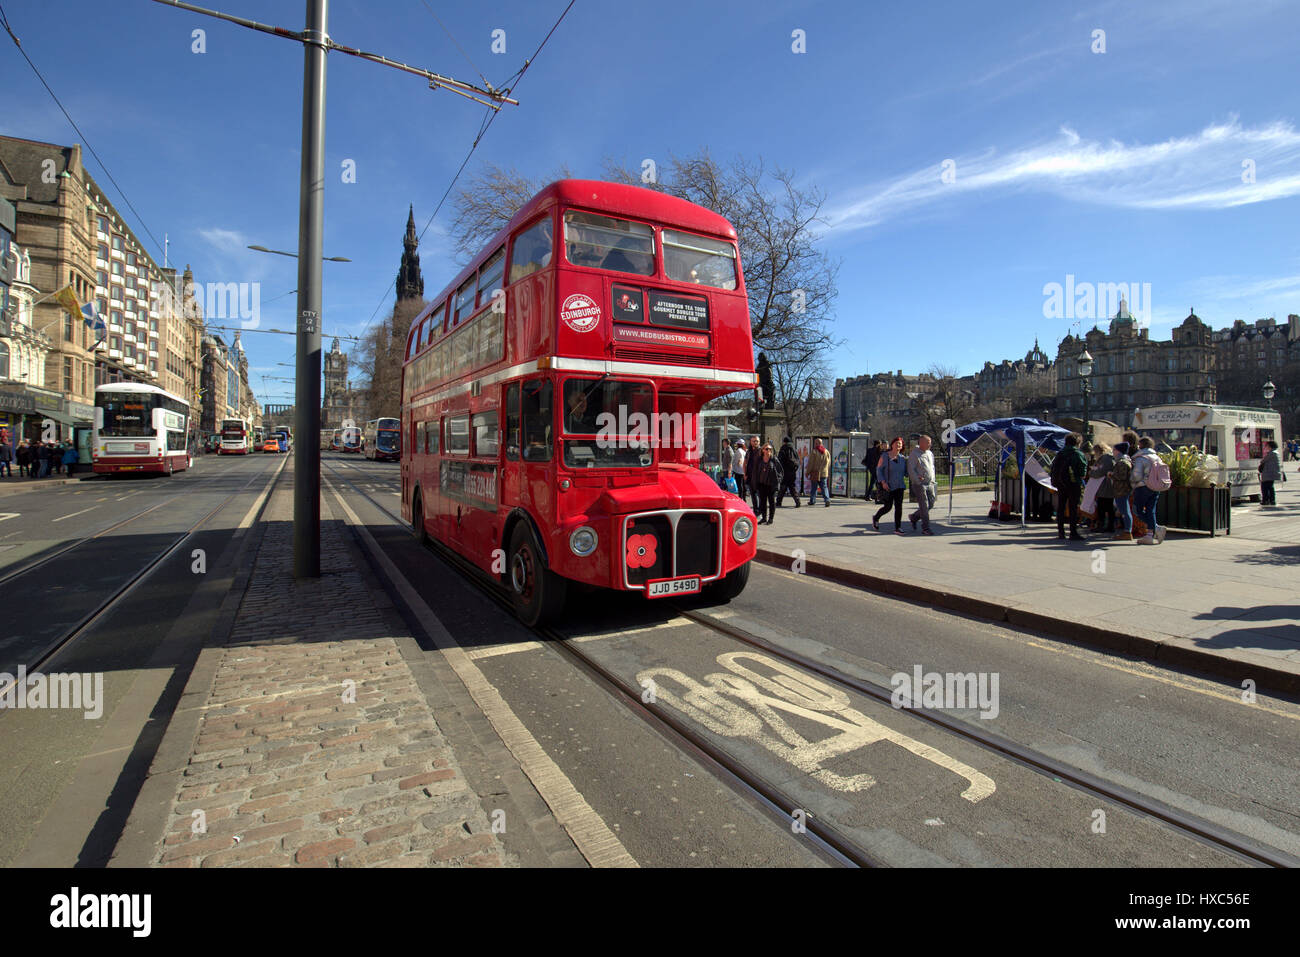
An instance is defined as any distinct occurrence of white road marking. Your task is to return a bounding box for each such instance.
[0,513,18,522]
[639,651,996,802]
[326,479,638,868]
[51,506,98,523]
[468,618,696,661]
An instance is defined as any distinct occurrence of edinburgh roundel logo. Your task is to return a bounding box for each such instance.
[560,293,601,333]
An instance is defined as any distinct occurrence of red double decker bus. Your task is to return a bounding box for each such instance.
[401,180,758,625]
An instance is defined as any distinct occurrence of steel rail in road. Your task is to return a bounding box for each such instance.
[671,605,1300,869]
[320,458,873,868]
[0,466,239,590]
[0,460,285,703]
[323,457,1298,868]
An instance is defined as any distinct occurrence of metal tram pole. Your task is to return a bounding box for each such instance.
[294,0,327,579]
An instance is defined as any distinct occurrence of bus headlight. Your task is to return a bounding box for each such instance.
[569,526,598,557]
[732,516,754,544]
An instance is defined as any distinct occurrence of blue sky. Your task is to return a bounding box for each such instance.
[3,0,1298,405]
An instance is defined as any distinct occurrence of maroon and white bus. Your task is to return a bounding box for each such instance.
[93,382,192,476]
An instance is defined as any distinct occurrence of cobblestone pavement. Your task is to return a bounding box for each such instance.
[153,486,513,867]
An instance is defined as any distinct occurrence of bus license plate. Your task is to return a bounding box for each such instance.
[646,577,701,599]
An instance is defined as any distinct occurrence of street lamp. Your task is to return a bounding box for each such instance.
[1078,348,1094,443]
[1263,380,1275,409]
[248,245,351,263]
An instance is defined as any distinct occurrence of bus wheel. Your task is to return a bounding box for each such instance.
[412,493,428,545]
[507,524,566,627]
[704,561,750,603]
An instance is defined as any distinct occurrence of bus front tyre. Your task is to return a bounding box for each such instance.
[507,524,566,627]
[705,561,750,603]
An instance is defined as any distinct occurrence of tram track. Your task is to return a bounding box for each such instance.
[0,458,285,701]
[323,459,1296,868]
[0,465,237,588]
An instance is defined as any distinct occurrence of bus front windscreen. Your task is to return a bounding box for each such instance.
[562,378,656,468]
[99,397,154,437]
[376,430,400,452]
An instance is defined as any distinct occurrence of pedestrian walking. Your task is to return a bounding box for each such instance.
[863,440,882,501]
[1109,441,1135,541]
[1050,433,1088,541]
[907,434,938,535]
[1259,440,1284,507]
[730,441,747,501]
[719,439,734,489]
[0,439,11,478]
[872,436,908,534]
[62,442,79,477]
[744,436,761,512]
[776,436,801,507]
[806,439,831,506]
[752,443,783,525]
[1130,436,1167,544]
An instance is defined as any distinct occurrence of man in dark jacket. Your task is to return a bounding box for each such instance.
[776,436,800,508]
[1053,433,1088,541]
[863,440,883,500]
[745,436,762,511]
[752,443,783,526]
[36,442,51,478]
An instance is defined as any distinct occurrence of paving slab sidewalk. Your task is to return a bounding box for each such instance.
[116,477,516,868]
[752,479,1300,694]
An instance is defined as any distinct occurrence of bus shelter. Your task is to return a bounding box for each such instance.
[944,418,1073,528]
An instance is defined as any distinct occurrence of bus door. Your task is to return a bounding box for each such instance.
[514,378,554,536]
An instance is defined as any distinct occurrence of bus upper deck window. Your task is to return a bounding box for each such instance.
[662,229,737,290]
[564,211,654,276]
[509,218,553,284]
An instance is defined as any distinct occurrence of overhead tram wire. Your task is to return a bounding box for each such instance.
[357,0,577,338]
[419,0,491,90]
[0,2,166,259]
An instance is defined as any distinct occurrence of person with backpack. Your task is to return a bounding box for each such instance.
[1259,440,1285,507]
[1109,441,1135,541]
[1130,436,1168,544]
[1051,433,1088,541]
[776,436,801,508]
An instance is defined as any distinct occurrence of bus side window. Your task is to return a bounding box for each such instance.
[521,379,552,462]
[506,383,520,460]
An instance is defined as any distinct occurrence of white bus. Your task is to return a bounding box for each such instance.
[93,382,192,476]
[1132,403,1282,501]
[219,417,252,454]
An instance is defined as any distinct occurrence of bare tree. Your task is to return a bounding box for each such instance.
[604,152,839,362]
[450,162,571,264]
[359,298,426,418]
[767,343,832,437]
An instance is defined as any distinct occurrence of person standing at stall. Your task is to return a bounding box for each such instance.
[1051,433,1088,541]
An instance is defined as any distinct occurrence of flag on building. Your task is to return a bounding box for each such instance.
[53,285,83,319]
[81,300,106,344]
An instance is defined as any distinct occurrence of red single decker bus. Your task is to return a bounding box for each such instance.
[401,180,758,625]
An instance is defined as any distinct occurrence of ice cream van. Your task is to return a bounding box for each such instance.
[1132,403,1282,502]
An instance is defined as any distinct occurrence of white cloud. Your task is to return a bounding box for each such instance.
[826,117,1300,233]
[197,227,249,254]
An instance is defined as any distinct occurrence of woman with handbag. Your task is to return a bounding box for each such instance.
[871,437,908,535]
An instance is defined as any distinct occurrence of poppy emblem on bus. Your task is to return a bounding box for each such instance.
[626,533,658,569]
[560,293,601,333]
